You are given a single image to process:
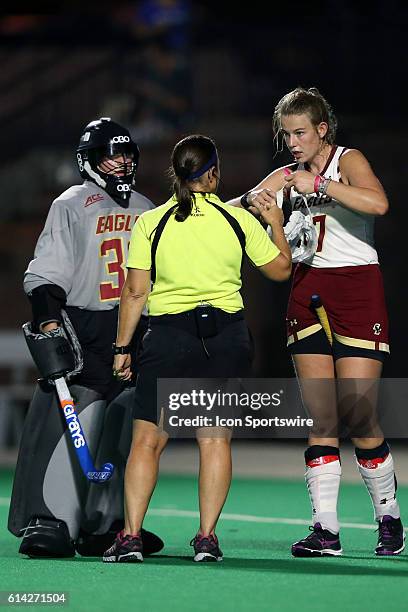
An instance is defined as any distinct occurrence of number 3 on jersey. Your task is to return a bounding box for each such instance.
[99,238,126,301]
[313,214,326,252]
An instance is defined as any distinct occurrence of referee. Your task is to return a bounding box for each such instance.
[103,134,292,563]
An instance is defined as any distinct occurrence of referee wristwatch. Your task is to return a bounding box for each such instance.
[112,343,131,355]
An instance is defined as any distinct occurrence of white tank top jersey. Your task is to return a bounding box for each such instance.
[288,145,379,268]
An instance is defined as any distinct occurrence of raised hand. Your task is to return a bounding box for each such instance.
[284,170,316,195]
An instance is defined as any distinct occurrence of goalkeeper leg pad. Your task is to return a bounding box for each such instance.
[8,383,106,542]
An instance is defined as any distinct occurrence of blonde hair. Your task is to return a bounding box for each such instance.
[273,87,337,146]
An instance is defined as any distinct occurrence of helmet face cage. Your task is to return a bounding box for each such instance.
[90,144,137,177]
[76,119,140,202]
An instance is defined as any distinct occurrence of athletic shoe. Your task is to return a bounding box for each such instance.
[375,515,406,556]
[190,533,223,562]
[102,530,143,563]
[76,520,163,557]
[291,523,342,557]
[19,517,75,558]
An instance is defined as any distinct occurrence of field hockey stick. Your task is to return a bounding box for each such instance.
[311,294,333,345]
[54,376,114,483]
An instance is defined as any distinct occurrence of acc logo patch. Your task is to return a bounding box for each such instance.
[85,193,105,207]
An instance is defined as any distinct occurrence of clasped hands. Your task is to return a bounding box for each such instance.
[245,189,283,226]
[113,353,132,381]
[245,170,316,223]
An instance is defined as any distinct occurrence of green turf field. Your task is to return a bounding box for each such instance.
[1,469,407,611]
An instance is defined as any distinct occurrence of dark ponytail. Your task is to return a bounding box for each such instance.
[174,175,195,222]
[169,134,218,222]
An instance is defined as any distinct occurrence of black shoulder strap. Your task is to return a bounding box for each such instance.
[150,205,177,284]
[205,198,246,255]
[150,200,247,285]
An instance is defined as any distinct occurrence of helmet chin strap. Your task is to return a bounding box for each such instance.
[84,160,131,206]
[84,161,107,188]
[112,194,130,208]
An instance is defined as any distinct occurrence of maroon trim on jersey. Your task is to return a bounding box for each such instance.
[304,145,337,175]
[321,145,337,175]
[338,147,349,159]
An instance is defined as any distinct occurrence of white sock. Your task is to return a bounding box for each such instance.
[357,453,400,521]
[305,459,341,534]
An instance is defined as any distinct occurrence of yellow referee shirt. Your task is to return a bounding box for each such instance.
[127,193,280,315]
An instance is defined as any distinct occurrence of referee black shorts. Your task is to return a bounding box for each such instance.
[133,309,253,424]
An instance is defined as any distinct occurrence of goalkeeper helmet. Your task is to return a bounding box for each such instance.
[76,117,140,204]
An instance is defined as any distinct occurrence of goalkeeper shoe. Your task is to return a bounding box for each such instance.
[190,533,223,562]
[19,518,75,558]
[103,530,143,563]
[291,523,342,557]
[375,515,405,556]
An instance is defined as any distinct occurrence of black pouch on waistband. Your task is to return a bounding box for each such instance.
[194,306,218,338]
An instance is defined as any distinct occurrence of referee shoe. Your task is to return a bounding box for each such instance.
[190,533,223,562]
[291,523,342,557]
[103,530,143,563]
[76,520,163,557]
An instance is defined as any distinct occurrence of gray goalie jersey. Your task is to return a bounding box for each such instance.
[24,180,155,311]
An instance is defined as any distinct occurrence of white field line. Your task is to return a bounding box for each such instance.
[148,508,387,531]
[0,497,404,532]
